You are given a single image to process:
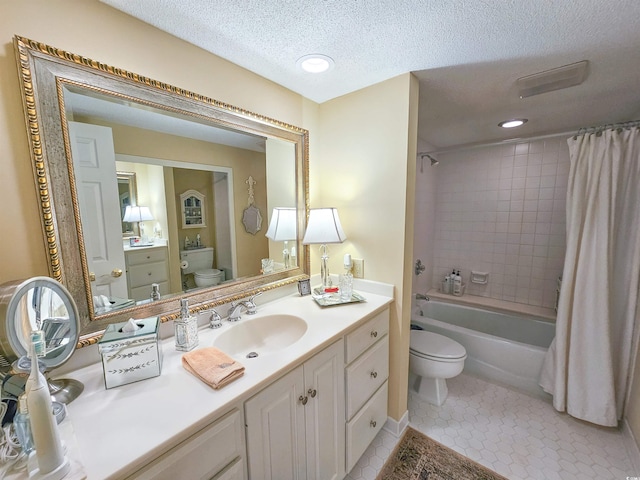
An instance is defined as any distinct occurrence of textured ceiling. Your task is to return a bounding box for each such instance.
[100,0,640,150]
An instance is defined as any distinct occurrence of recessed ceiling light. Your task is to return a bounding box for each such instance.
[499,119,528,129]
[297,54,334,73]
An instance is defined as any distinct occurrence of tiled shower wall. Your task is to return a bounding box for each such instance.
[430,137,570,309]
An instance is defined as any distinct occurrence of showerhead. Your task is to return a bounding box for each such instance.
[418,153,439,172]
[419,154,439,166]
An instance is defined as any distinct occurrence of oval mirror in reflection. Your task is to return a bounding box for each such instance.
[0,277,84,403]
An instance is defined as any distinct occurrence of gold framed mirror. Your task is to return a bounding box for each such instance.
[13,36,309,341]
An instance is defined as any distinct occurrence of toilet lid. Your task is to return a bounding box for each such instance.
[194,268,222,278]
[410,331,466,360]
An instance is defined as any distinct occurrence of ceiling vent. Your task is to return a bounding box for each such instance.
[517,60,589,99]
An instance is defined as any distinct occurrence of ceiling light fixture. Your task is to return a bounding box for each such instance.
[499,119,528,129]
[297,54,334,73]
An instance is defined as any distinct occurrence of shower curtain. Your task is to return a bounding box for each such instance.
[539,125,640,427]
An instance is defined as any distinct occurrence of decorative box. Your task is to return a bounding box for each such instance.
[98,316,162,389]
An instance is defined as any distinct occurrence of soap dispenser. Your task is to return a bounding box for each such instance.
[175,299,199,352]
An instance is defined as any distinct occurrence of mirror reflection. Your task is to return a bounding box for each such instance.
[63,87,298,313]
[13,35,309,337]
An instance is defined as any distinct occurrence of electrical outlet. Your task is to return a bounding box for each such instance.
[352,258,364,278]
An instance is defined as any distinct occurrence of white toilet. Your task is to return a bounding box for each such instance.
[180,247,224,287]
[409,329,467,406]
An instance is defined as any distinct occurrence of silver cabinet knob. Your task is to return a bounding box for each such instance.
[308,388,317,398]
[370,371,378,379]
[370,330,378,338]
[370,420,377,428]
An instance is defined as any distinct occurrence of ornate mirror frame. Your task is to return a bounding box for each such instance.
[13,36,310,342]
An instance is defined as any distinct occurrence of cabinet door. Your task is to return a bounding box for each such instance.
[303,340,345,480]
[245,366,306,480]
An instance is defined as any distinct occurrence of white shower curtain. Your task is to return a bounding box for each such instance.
[539,126,640,427]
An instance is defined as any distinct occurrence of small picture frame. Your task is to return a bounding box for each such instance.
[298,278,311,296]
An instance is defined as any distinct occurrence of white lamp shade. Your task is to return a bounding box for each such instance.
[123,205,154,223]
[265,207,297,241]
[302,208,347,245]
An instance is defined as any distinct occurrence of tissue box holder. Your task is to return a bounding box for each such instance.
[98,316,162,389]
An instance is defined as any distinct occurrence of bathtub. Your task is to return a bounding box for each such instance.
[412,299,556,399]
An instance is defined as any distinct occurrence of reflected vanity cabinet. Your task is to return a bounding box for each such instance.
[180,189,206,229]
[125,245,170,301]
[344,309,390,472]
[244,339,345,480]
[127,407,246,480]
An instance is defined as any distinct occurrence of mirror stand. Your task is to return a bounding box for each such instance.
[47,376,84,404]
[0,277,84,404]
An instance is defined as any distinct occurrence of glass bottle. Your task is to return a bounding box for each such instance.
[14,393,34,454]
[175,299,199,351]
[339,254,354,301]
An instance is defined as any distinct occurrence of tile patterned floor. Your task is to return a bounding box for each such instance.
[346,373,636,480]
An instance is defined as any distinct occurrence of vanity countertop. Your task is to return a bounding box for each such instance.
[61,282,394,479]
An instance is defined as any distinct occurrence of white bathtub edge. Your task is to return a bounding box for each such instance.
[383,410,409,438]
[622,418,640,474]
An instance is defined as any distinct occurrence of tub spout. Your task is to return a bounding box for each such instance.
[416,293,430,301]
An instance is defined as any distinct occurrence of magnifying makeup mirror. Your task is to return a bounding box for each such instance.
[0,277,83,403]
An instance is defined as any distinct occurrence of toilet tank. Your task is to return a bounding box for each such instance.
[180,247,214,274]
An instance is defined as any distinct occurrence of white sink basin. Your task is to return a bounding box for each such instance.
[213,314,308,357]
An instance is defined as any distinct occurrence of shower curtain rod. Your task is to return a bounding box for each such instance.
[418,119,640,158]
[576,119,640,137]
[418,129,578,158]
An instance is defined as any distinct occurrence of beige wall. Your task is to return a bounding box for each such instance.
[315,74,419,421]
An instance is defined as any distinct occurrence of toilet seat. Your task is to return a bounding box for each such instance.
[410,331,466,362]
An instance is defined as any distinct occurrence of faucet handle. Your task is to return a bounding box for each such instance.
[243,292,262,315]
[208,309,222,329]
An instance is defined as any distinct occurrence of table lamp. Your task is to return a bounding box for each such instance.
[123,205,154,242]
[302,208,346,289]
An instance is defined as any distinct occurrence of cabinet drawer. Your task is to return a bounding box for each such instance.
[345,309,389,364]
[346,381,388,473]
[126,247,168,266]
[129,409,244,480]
[128,262,169,287]
[346,335,389,420]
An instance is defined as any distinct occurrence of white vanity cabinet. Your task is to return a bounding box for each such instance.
[245,339,345,480]
[125,245,170,301]
[127,408,246,480]
[344,309,390,472]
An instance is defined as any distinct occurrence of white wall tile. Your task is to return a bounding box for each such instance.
[421,138,569,308]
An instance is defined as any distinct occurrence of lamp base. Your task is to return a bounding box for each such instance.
[320,245,332,289]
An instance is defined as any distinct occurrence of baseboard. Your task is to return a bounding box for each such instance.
[623,418,640,474]
[383,410,409,437]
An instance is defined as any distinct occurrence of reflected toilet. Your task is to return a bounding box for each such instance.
[180,247,224,287]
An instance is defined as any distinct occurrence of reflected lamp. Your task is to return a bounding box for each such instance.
[302,208,346,289]
[265,207,297,269]
[123,205,154,240]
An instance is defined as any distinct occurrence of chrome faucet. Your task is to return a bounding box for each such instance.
[227,302,245,322]
[416,293,430,301]
[241,292,262,315]
[208,310,223,329]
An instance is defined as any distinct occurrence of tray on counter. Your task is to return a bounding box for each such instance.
[312,288,366,307]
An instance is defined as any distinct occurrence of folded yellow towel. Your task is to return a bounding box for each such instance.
[182,347,245,389]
